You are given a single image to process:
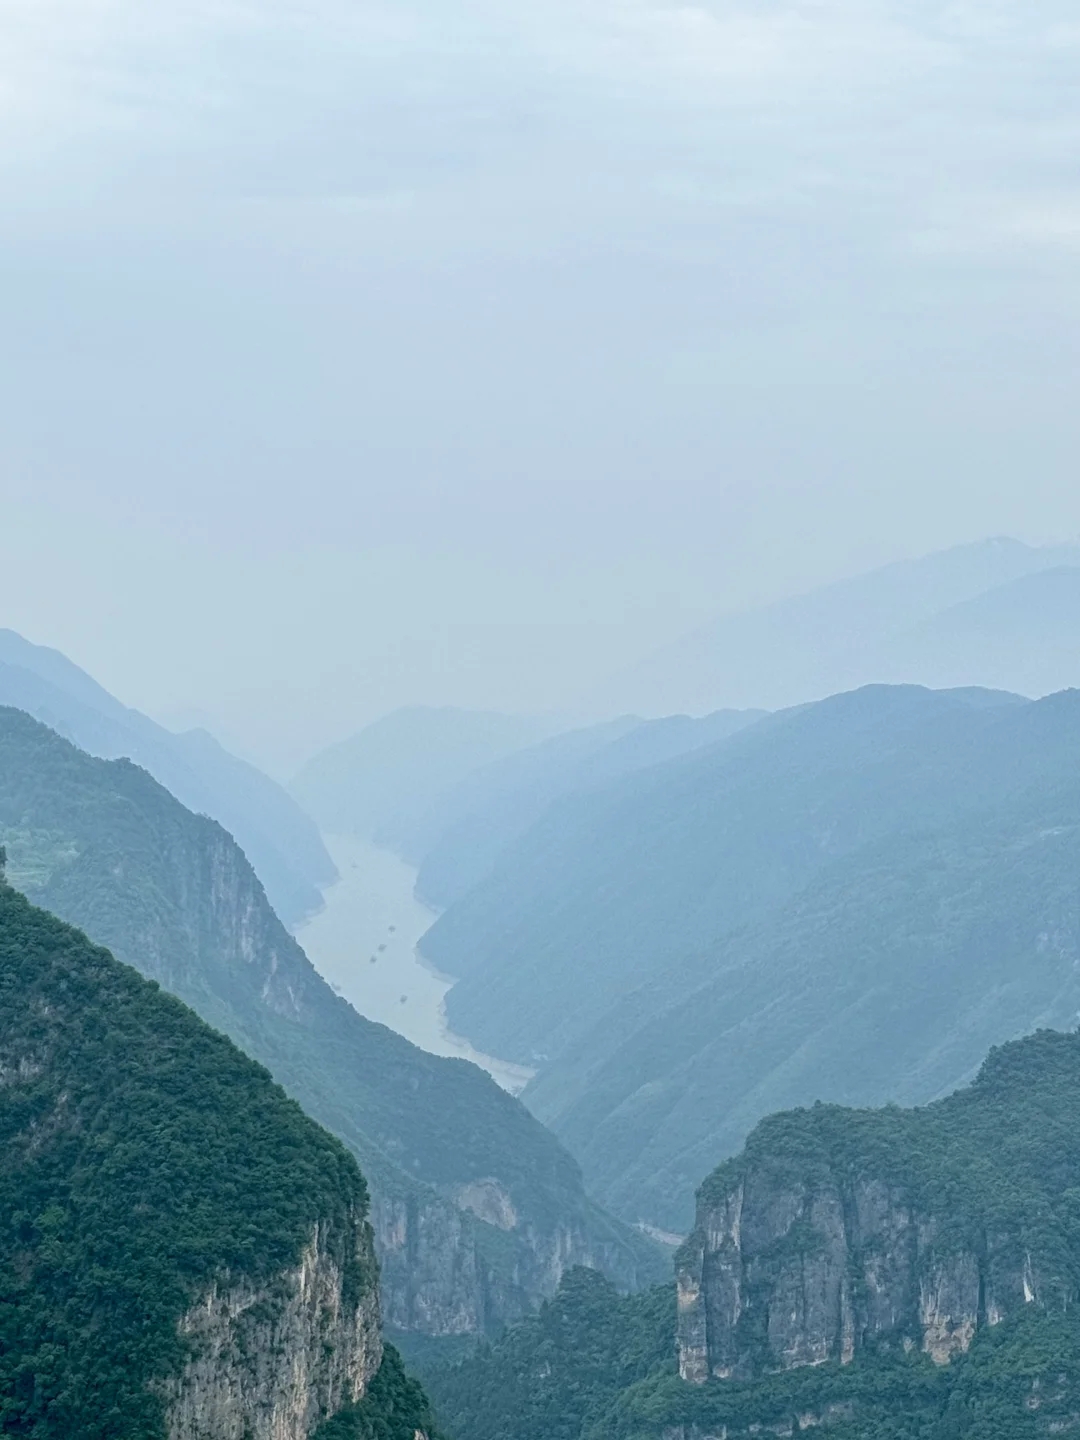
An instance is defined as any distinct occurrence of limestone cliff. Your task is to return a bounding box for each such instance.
[374,1173,654,1336]
[164,1218,381,1440]
[677,1032,1080,1384]
[677,1175,1035,1381]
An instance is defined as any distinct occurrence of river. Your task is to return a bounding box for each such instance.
[295,832,534,1095]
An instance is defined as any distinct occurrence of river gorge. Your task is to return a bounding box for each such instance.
[296,833,532,1094]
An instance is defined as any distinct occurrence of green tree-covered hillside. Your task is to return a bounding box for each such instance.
[0,628,336,926]
[0,874,435,1439]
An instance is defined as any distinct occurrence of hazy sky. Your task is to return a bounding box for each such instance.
[2,0,1080,772]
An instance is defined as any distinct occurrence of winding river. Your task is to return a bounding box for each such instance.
[296,832,533,1095]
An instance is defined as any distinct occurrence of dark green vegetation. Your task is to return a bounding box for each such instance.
[315,1347,438,1440]
[0,707,660,1336]
[428,1279,1080,1440]
[290,705,552,858]
[428,1033,1080,1440]
[0,629,335,925]
[0,874,371,1439]
[420,683,1080,1228]
[594,1312,1080,1440]
[680,1030,1080,1381]
[423,1269,675,1440]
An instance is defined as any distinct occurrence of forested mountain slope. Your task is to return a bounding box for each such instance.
[425,1267,675,1440]
[422,684,1080,1229]
[0,708,660,1341]
[0,629,335,926]
[0,872,435,1440]
[427,1031,1080,1440]
[542,779,1080,1228]
[414,708,763,910]
[428,684,1026,1067]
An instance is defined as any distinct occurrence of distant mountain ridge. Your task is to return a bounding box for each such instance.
[590,537,1080,717]
[414,708,765,911]
[291,706,556,859]
[869,564,1080,696]
[0,629,335,927]
[294,704,765,913]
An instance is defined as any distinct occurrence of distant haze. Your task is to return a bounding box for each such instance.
[590,538,1080,717]
[3,3,1080,771]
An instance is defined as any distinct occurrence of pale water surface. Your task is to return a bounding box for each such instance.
[296,833,533,1094]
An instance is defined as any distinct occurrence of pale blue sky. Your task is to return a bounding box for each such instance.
[2,0,1080,771]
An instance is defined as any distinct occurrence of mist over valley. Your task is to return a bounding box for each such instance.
[4,1,1080,1433]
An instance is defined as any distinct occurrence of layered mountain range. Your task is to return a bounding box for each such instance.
[286,540,1080,1243]
[291,705,555,860]
[0,629,335,927]
[589,536,1080,717]
[0,707,661,1346]
[10,533,1080,1437]
[410,683,1080,1230]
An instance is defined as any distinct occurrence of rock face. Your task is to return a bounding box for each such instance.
[676,1176,1021,1382]
[676,1037,1080,1384]
[164,1220,381,1440]
[373,1182,652,1336]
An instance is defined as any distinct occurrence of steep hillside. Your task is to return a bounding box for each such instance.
[415,709,763,910]
[0,872,436,1440]
[588,536,1080,717]
[428,1032,1080,1440]
[0,630,335,926]
[424,685,1080,1229]
[424,1267,675,1440]
[428,685,1026,1069]
[550,791,1080,1227]
[0,708,660,1341]
[290,706,553,859]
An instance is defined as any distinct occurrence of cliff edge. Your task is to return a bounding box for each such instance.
[677,1030,1080,1385]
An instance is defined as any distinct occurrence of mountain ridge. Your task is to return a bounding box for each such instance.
[0,629,335,927]
[588,537,1080,718]
[415,684,1080,1229]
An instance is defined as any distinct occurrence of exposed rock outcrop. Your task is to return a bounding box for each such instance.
[164,1218,382,1440]
[677,1173,1025,1382]
[676,1038,1080,1385]
[374,1179,656,1336]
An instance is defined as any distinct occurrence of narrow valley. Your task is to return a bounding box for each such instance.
[297,832,533,1093]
